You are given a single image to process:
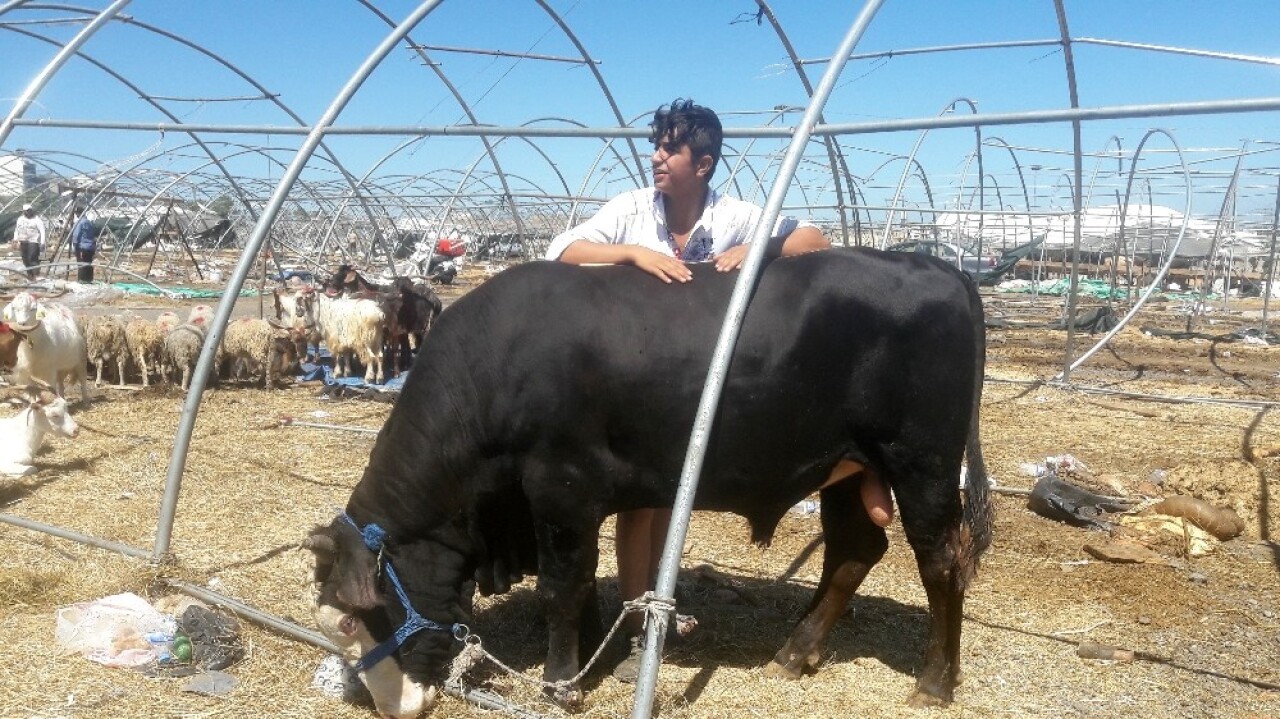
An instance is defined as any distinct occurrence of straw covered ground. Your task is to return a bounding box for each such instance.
[1,274,1278,719]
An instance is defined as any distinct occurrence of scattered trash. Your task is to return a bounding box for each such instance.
[182,670,238,696]
[54,593,244,676]
[1077,642,1135,662]
[1083,540,1170,565]
[55,592,176,668]
[1150,495,1245,540]
[1028,473,1136,529]
[1119,513,1219,558]
[178,604,245,670]
[312,654,372,704]
[789,498,819,515]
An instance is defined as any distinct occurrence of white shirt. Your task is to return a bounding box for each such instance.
[14,214,46,246]
[545,188,814,262]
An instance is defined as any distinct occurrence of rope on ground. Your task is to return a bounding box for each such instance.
[448,591,675,692]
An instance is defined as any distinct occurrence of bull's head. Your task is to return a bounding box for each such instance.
[304,516,462,718]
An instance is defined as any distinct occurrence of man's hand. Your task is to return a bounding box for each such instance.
[631,246,693,283]
[713,244,750,272]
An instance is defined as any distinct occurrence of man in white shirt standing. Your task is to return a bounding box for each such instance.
[546,98,831,681]
[13,203,47,280]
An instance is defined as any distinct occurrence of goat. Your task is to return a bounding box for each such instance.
[314,294,385,384]
[1,293,90,403]
[272,286,321,363]
[0,385,79,476]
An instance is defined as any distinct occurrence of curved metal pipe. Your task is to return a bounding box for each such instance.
[1053,0,1087,382]
[156,0,447,558]
[1054,130,1193,379]
[631,3,887,716]
[753,0,856,246]
[881,97,979,249]
[0,0,131,147]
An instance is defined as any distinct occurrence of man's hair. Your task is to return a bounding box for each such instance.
[649,99,723,179]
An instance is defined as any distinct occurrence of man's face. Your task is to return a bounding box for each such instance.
[651,134,710,197]
[22,208,33,218]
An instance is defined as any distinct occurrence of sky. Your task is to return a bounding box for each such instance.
[2,0,1279,231]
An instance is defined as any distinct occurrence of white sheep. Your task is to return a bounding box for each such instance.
[162,322,219,392]
[0,386,80,477]
[220,317,299,389]
[0,292,90,403]
[155,311,182,335]
[186,305,215,329]
[314,294,385,384]
[81,315,129,388]
[124,317,166,388]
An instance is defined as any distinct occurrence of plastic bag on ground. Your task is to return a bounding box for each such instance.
[55,592,176,668]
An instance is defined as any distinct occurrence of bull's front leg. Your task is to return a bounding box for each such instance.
[533,519,600,710]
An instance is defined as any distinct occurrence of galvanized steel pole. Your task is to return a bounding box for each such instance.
[153,0,446,558]
[629,2,886,716]
[0,0,131,148]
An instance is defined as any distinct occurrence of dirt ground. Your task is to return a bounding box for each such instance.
[0,271,1278,719]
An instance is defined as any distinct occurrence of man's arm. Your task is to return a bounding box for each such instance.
[713,224,831,272]
[779,225,831,256]
[557,239,692,284]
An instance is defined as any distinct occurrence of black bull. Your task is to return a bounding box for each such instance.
[306,247,993,714]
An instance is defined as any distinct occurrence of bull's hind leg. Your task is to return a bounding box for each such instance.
[766,477,887,678]
[898,478,966,706]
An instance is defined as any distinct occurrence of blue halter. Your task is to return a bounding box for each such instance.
[340,514,462,673]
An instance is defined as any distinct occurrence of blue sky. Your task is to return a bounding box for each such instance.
[2,0,1278,226]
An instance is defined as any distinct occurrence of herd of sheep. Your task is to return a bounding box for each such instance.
[0,267,445,476]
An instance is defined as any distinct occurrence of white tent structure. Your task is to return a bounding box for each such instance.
[937,204,1269,261]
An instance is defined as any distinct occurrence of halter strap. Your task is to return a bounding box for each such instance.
[340,513,462,673]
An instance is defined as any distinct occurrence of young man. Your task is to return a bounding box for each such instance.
[68,207,98,283]
[13,203,47,280]
[545,99,830,681]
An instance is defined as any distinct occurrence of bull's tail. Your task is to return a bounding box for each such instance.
[958,279,994,589]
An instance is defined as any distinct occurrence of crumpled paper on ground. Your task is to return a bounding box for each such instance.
[1118,513,1217,557]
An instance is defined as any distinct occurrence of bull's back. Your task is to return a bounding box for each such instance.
[398,249,979,475]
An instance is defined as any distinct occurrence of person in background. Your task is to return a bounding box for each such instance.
[69,206,99,283]
[545,98,831,682]
[13,203,47,281]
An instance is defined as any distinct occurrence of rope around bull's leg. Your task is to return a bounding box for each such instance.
[447,591,678,692]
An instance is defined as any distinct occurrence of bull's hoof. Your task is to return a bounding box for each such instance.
[546,684,583,711]
[763,649,819,679]
[906,685,953,708]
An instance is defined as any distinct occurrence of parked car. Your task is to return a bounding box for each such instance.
[885,240,1002,282]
